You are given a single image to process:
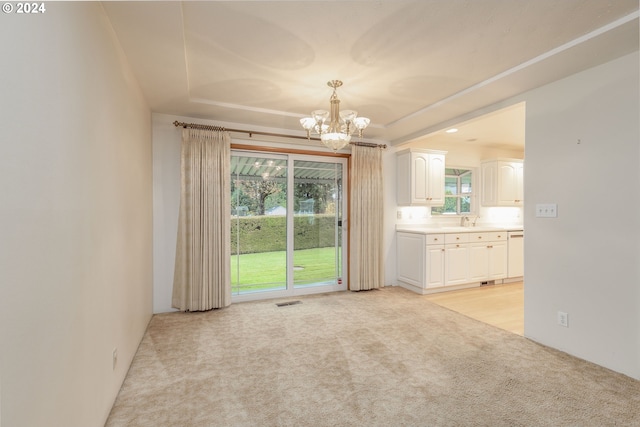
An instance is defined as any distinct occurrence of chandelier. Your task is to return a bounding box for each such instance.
[300,80,370,151]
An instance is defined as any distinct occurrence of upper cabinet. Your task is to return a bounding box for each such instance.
[481,159,524,206]
[397,148,447,206]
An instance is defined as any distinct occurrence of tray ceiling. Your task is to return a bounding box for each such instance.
[103,1,639,148]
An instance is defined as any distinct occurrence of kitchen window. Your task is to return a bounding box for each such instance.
[431,168,474,216]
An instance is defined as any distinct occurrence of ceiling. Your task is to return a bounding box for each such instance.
[102,1,639,149]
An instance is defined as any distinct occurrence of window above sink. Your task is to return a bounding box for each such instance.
[431,167,475,216]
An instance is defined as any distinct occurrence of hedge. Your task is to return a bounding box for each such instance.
[231,214,340,255]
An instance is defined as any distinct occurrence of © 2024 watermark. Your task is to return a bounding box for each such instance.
[3,2,46,14]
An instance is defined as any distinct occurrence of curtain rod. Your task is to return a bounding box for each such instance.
[172,121,387,149]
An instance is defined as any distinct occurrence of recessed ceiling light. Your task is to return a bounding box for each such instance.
[446,128,458,133]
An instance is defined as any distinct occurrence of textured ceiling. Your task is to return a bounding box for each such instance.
[103,1,638,149]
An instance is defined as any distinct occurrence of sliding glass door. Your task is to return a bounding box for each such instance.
[292,159,344,288]
[230,151,347,301]
[230,154,288,295]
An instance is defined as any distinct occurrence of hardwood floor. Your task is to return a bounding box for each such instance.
[424,281,524,335]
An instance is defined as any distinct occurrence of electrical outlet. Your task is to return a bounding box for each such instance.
[397,210,402,219]
[536,203,558,218]
[557,311,569,327]
[112,348,118,370]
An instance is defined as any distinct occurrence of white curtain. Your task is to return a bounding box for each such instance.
[172,128,231,311]
[349,144,384,291]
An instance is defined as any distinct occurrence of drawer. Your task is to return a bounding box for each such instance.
[489,231,507,241]
[469,231,507,242]
[444,233,469,244]
[469,232,489,242]
[426,234,445,245]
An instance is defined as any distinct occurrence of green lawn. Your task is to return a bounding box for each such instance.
[231,247,341,293]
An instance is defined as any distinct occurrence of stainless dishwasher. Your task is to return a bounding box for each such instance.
[507,231,524,278]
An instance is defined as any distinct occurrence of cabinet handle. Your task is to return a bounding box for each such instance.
[441,248,445,252]
[434,238,438,241]
[477,236,482,239]
[487,245,493,248]
[456,237,460,240]
[456,244,460,248]
[497,235,502,238]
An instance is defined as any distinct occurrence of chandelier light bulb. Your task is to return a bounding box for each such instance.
[300,117,316,130]
[312,110,329,123]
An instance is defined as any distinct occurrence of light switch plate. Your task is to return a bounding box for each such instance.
[536,203,557,218]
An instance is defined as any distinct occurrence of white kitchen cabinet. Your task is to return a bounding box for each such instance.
[468,241,490,282]
[396,232,425,288]
[444,244,469,286]
[425,239,445,288]
[396,232,445,292]
[444,233,469,286]
[468,232,508,282]
[488,240,508,280]
[397,148,447,206]
[481,159,524,206]
[397,229,515,295]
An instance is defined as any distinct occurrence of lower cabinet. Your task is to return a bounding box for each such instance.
[444,233,470,286]
[425,242,445,288]
[396,232,427,289]
[397,230,509,294]
[468,232,508,282]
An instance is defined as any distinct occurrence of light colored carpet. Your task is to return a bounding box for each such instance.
[106,286,640,426]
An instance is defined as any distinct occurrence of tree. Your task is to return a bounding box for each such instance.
[237,179,284,215]
[294,182,337,214]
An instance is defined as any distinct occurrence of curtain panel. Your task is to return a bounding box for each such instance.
[349,145,384,291]
[172,128,231,311]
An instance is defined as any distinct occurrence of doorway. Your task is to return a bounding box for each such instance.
[230,151,348,302]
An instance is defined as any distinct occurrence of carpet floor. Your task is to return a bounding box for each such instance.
[106,286,640,426]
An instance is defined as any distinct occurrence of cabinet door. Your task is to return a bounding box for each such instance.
[411,153,429,203]
[444,244,469,286]
[396,233,425,287]
[427,153,445,205]
[514,162,524,205]
[481,160,523,206]
[497,161,524,205]
[426,245,445,288]
[468,242,489,282]
[397,149,447,206]
[488,241,508,280]
[497,162,518,205]
[481,161,497,206]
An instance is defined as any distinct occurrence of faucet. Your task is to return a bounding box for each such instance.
[460,216,469,227]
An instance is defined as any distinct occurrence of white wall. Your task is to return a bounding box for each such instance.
[382,148,400,287]
[523,52,639,379]
[0,3,153,426]
[152,115,182,314]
